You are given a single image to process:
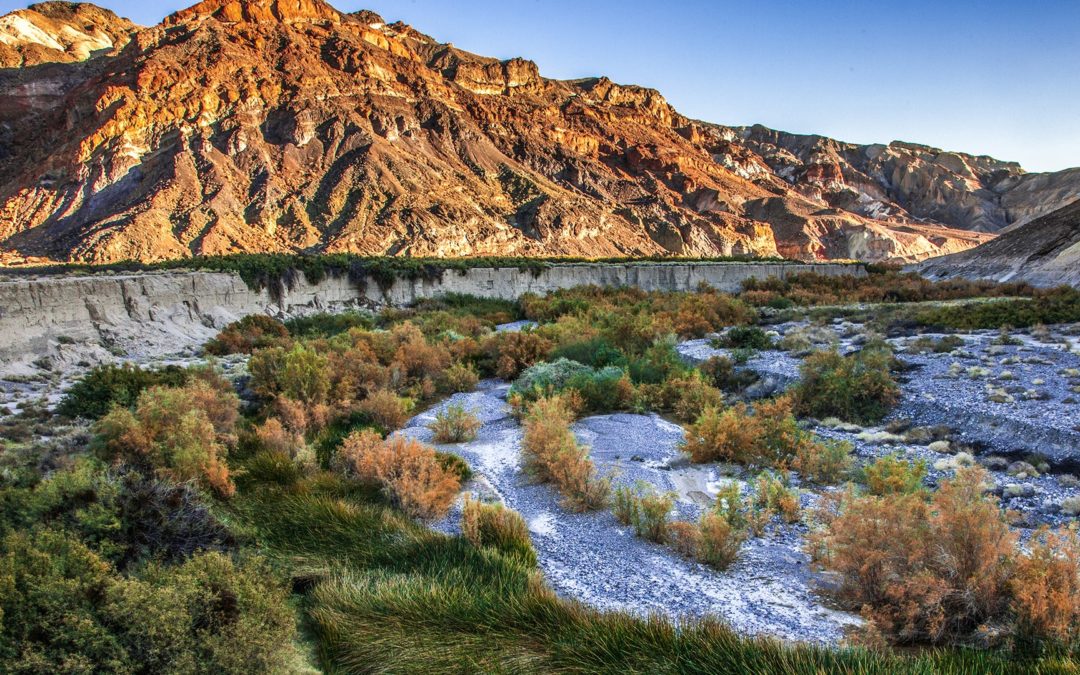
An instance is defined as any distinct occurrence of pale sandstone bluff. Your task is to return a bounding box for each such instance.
[0,262,864,375]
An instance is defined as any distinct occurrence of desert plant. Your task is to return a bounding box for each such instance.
[698,510,745,570]
[717,326,774,350]
[429,404,482,443]
[521,396,610,512]
[338,430,461,520]
[863,454,927,495]
[612,481,674,543]
[460,497,537,566]
[205,314,289,355]
[357,389,414,431]
[437,362,480,394]
[816,467,1015,645]
[1010,527,1080,651]
[752,472,800,524]
[793,346,900,424]
[58,363,189,420]
[94,381,239,498]
[794,438,854,484]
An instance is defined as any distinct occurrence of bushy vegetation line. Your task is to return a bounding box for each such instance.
[13,279,1080,672]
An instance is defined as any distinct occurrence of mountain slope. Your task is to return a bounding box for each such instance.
[916,199,1080,288]
[0,1,135,67]
[0,0,1070,265]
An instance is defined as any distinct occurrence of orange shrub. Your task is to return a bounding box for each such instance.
[666,520,702,559]
[205,314,288,355]
[94,382,239,498]
[339,430,461,520]
[1010,528,1080,648]
[487,331,553,379]
[816,467,1014,645]
[698,510,744,569]
[521,396,609,512]
[357,389,414,431]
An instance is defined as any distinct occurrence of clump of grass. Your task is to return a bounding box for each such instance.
[461,497,537,566]
[58,363,189,420]
[429,404,482,443]
[520,396,610,512]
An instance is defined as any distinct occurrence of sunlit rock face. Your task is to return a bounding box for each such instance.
[2,0,1074,265]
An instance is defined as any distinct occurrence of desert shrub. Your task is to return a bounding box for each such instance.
[717,326,774,350]
[817,467,1015,645]
[511,359,634,414]
[793,346,900,424]
[551,337,628,369]
[794,438,854,484]
[521,396,610,512]
[285,310,375,338]
[430,404,482,443]
[681,396,813,468]
[434,452,473,482]
[626,338,687,384]
[461,497,537,566]
[338,430,460,520]
[94,380,239,498]
[437,362,480,394]
[58,363,189,420]
[1010,527,1080,651]
[914,287,1080,330]
[248,343,330,404]
[699,355,758,393]
[612,481,674,543]
[698,510,744,570]
[485,330,553,379]
[752,472,800,524]
[906,334,965,355]
[863,454,927,495]
[205,314,288,355]
[0,530,295,674]
[357,389,414,431]
[253,417,317,472]
[666,520,702,559]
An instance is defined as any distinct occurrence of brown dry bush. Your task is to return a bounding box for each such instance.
[666,520,702,559]
[357,389,414,431]
[1010,527,1080,649]
[816,467,1015,645]
[698,510,744,570]
[437,362,480,394]
[95,381,239,498]
[487,331,553,379]
[521,396,610,512]
[339,430,461,520]
[205,314,289,355]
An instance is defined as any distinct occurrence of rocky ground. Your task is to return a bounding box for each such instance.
[401,383,861,644]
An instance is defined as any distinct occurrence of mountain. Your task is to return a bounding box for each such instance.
[0,2,135,67]
[916,199,1080,288]
[0,0,1074,265]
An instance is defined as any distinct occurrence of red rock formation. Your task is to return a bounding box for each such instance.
[0,1,1017,264]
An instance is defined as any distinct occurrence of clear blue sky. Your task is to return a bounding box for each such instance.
[5,0,1078,172]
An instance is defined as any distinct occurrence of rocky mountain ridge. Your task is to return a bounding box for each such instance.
[0,0,1074,265]
[916,198,1080,288]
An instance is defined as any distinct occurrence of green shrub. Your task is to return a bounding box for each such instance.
[794,439,854,484]
[285,310,375,338]
[914,287,1080,330]
[793,346,900,424]
[435,452,473,483]
[248,343,331,404]
[430,404,482,443]
[862,454,927,495]
[510,359,634,414]
[699,355,758,392]
[752,472,800,524]
[627,338,687,384]
[0,530,296,673]
[461,498,537,566]
[716,326,774,350]
[551,338,627,369]
[58,363,189,420]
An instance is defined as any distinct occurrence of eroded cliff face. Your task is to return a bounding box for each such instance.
[0,0,1062,266]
